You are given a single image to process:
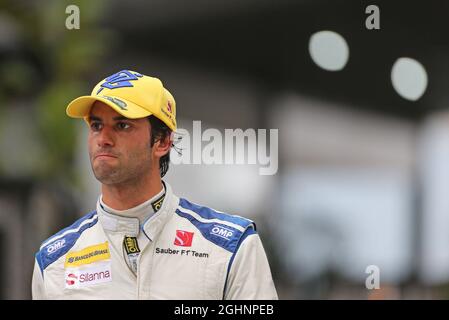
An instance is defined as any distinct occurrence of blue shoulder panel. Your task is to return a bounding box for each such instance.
[35,211,98,274]
[179,198,255,229]
[176,198,256,253]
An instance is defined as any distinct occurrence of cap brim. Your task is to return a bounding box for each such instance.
[66,96,153,119]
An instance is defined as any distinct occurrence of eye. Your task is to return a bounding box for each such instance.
[116,122,131,130]
[90,122,102,131]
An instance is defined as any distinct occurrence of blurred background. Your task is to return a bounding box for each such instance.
[1,0,449,299]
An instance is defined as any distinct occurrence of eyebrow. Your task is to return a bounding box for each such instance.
[88,115,101,122]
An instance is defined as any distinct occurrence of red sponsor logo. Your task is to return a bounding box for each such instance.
[167,101,173,113]
[174,230,194,247]
[66,273,77,286]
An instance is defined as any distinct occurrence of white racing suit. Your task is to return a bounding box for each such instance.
[32,183,278,299]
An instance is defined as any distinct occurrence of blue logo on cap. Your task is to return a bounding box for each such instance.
[97,70,143,94]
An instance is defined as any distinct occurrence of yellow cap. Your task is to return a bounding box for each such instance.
[66,70,177,131]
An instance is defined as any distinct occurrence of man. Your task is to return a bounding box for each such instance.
[32,70,278,299]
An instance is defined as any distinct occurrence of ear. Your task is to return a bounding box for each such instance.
[152,134,172,159]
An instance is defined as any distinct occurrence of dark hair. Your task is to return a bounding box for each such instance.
[148,116,172,177]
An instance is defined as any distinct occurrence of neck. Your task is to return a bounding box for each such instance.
[101,174,163,210]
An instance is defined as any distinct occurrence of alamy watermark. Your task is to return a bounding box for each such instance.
[65,5,80,30]
[171,121,278,176]
[365,265,380,290]
[365,5,380,30]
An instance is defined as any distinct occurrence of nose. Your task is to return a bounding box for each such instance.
[97,126,115,148]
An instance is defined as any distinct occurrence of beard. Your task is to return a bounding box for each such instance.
[90,148,153,186]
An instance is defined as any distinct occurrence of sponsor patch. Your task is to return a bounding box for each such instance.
[102,96,127,110]
[155,247,209,258]
[65,242,110,268]
[96,70,143,94]
[123,236,140,255]
[167,101,173,113]
[123,236,140,275]
[65,262,112,289]
[151,194,165,212]
[210,225,234,241]
[174,230,194,247]
[160,108,175,127]
[46,239,66,255]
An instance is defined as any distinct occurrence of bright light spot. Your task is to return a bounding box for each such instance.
[309,30,349,71]
[391,57,428,101]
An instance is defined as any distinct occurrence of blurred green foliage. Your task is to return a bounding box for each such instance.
[0,0,108,183]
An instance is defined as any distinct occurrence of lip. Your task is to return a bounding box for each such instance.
[95,154,118,160]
